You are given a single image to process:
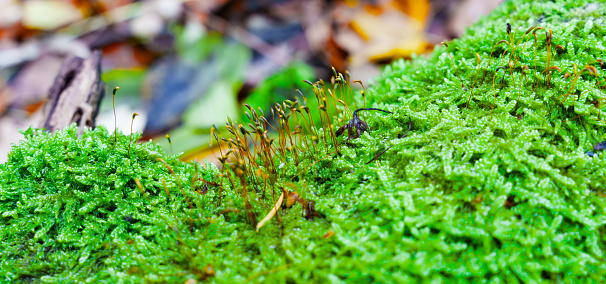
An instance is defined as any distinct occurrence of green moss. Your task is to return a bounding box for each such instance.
[2,0,606,282]
[0,125,219,281]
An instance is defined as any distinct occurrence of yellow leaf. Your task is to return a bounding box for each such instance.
[256,190,285,232]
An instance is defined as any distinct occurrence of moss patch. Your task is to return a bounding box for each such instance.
[2,0,606,282]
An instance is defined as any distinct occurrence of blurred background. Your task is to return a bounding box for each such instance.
[0,0,503,163]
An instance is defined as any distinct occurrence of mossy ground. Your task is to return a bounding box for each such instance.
[2,0,606,282]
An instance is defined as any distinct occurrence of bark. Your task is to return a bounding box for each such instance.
[39,50,105,136]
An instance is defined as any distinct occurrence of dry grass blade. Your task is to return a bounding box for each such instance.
[256,189,285,232]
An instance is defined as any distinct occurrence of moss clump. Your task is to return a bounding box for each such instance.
[0,125,220,281]
[334,0,606,281]
[2,0,606,282]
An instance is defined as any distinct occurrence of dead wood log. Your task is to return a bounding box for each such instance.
[39,50,105,136]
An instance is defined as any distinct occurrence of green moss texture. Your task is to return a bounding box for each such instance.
[2,0,606,282]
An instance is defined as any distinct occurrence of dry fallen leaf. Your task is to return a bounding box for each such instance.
[256,189,285,232]
[284,190,300,208]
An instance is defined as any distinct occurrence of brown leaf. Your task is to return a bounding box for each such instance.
[284,190,300,208]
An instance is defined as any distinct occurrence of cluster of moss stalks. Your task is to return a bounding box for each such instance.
[2,0,606,282]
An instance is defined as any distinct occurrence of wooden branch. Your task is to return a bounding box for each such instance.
[39,50,105,136]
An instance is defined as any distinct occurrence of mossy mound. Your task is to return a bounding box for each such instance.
[345,0,606,281]
[0,125,221,281]
[2,0,606,282]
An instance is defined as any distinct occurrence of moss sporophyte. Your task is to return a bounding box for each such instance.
[2,0,606,282]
